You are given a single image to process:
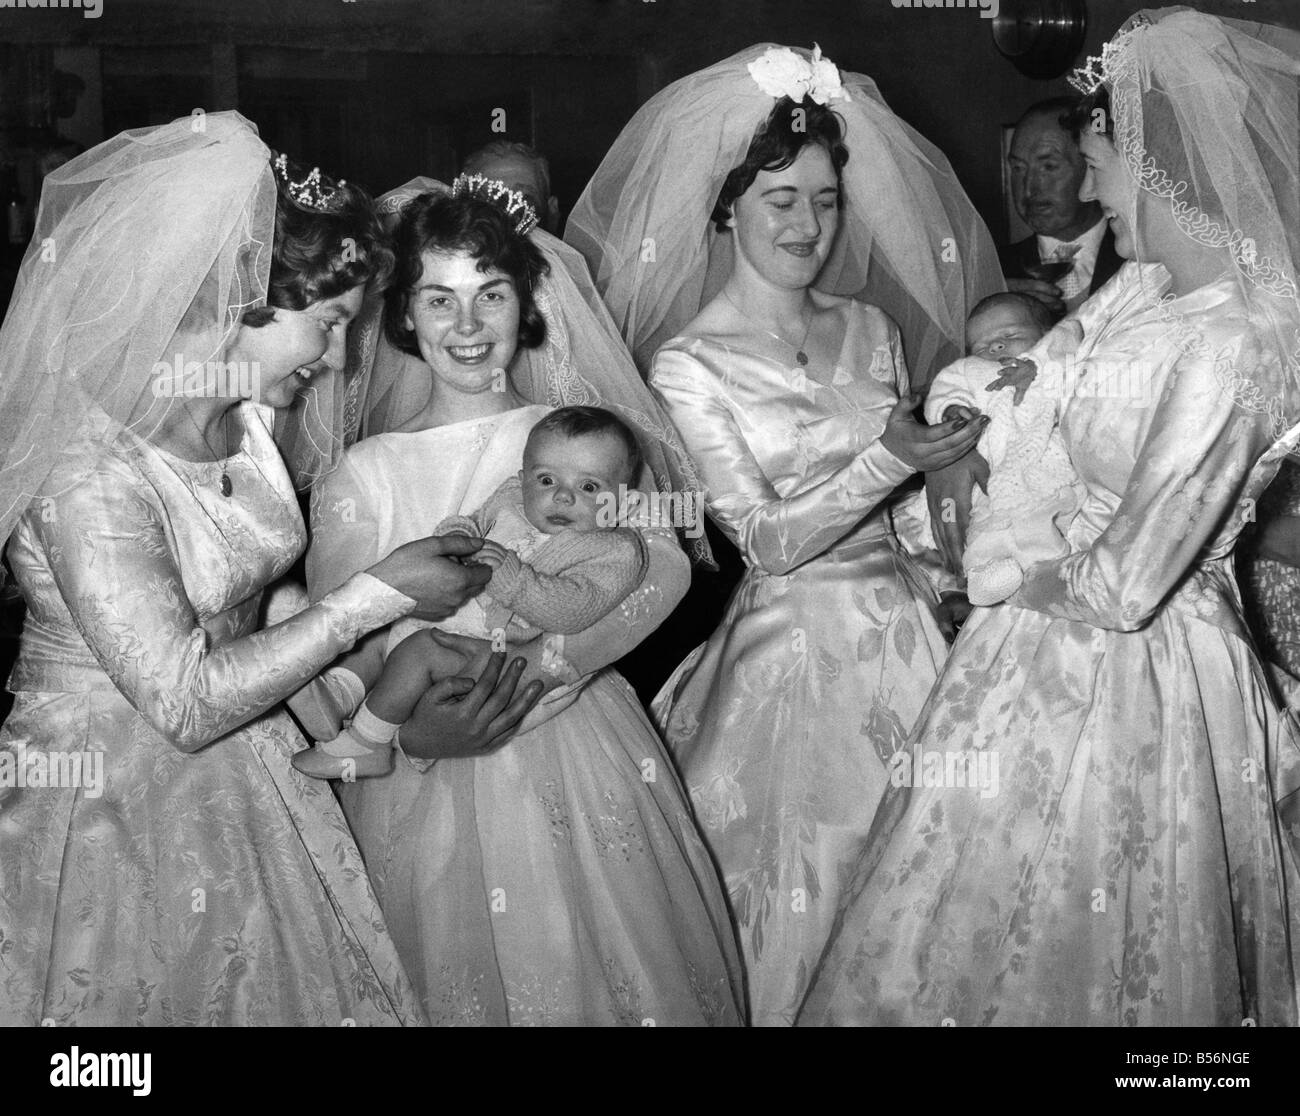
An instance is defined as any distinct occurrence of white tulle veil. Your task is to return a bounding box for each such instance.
[564,43,1006,382]
[1073,7,1300,439]
[317,177,713,563]
[0,111,274,545]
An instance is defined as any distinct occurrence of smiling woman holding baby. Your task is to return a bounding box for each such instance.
[301,179,743,1026]
[801,8,1300,1027]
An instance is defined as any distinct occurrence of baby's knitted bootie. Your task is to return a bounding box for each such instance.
[966,556,1024,606]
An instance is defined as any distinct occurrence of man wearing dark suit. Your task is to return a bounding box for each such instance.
[1001,96,1123,318]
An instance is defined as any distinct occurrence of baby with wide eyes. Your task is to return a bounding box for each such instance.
[917,292,1088,608]
[507,411,637,537]
[290,405,653,780]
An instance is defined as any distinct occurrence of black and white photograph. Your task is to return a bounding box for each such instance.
[0,0,1297,1090]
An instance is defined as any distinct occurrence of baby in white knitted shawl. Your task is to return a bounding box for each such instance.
[924,293,1086,606]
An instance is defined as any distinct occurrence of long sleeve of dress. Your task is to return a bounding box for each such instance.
[1012,319,1274,631]
[35,458,415,752]
[488,528,648,634]
[651,346,916,576]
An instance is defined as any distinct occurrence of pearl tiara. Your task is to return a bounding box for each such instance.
[1067,17,1148,95]
[273,152,346,211]
[451,173,539,236]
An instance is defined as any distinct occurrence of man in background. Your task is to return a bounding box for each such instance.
[462,139,562,235]
[1000,96,1122,318]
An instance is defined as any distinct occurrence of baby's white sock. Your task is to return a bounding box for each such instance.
[317,700,403,758]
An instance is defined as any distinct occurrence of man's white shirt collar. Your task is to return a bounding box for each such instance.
[1038,218,1109,304]
[1037,217,1107,262]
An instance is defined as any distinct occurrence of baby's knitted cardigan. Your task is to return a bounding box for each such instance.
[436,476,648,636]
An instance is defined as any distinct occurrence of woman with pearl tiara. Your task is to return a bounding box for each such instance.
[0,113,502,1025]
[299,174,744,1026]
[801,8,1300,1026]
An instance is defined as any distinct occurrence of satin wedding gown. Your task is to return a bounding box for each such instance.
[307,404,744,1026]
[648,298,951,1026]
[0,403,422,1025]
[800,264,1300,1026]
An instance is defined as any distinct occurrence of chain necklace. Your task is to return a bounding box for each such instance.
[183,405,234,497]
[723,289,815,366]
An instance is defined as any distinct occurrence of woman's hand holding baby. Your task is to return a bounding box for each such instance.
[369,535,492,621]
[882,392,988,472]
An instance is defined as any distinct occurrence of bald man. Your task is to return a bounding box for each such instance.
[462,140,562,235]
[1000,97,1122,318]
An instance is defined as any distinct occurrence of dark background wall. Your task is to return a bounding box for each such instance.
[5,0,1297,240]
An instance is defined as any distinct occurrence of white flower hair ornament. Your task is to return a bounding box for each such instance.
[747,44,850,106]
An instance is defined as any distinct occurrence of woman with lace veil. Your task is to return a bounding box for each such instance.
[800,8,1300,1026]
[301,176,743,1026]
[0,113,516,1024]
[566,44,1004,1025]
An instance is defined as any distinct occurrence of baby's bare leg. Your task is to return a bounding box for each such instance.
[366,629,472,724]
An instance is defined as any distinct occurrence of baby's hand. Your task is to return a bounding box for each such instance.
[986,358,1039,406]
[470,540,510,570]
[941,404,981,425]
[988,318,1084,406]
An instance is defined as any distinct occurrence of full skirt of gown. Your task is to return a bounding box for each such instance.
[799,268,1300,1026]
[0,404,422,1026]
[648,301,952,1025]
[339,671,744,1026]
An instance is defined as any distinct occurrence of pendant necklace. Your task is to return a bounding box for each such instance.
[723,289,815,366]
[184,406,234,497]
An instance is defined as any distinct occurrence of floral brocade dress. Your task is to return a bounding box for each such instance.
[0,403,422,1025]
[649,298,951,1026]
[800,265,1300,1027]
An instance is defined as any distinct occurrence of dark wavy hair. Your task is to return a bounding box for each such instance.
[384,192,550,357]
[712,96,850,233]
[1064,86,1114,140]
[243,154,393,327]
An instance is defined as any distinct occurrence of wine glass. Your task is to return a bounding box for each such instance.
[1023,259,1074,284]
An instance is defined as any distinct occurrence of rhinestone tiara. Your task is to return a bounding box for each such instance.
[1067,17,1148,96]
[451,173,539,236]
[273,152,346,211]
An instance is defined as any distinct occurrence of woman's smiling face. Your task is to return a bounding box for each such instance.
[228,285,365,409]
[729,143,841,290]
[403,248,522,395]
